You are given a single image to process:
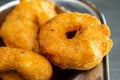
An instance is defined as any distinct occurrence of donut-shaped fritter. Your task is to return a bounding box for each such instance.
[0,47,52,80]
[39,12,113,70]
[0,0,57,53]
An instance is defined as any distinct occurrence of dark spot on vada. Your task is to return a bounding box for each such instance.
[21,51,26,54]
[51,29,55,31]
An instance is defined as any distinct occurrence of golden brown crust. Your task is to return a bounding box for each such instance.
[39,12,113,70]
[0,0,57,53]
[0,47,53,80]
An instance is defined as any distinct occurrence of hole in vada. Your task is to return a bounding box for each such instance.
[66,30,77,39]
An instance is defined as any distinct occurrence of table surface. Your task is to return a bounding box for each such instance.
[0,0,120,80]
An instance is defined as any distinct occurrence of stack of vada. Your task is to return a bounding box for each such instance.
[0,0,113,80]
[0,0,56,80]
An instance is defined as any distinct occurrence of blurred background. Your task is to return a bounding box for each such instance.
[0,0,120,80]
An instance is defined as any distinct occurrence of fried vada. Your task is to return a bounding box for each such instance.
[0,47,53,80]
[39,12,113,70]
[0,0,57,53]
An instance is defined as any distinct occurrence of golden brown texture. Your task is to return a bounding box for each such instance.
[0,47,53,80]
[0,0,57,53]
[0,71,24,80]
[39,12,113,70]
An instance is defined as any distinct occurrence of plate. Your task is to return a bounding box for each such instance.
[0,0,109,80]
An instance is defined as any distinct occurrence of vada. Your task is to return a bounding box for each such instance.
[0,0,57,53]
[39,12,113,70]
[0,47,53,80]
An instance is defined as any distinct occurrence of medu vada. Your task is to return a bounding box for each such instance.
[0,47,53,80]
[39,12,113,70]
[0,0,57,53]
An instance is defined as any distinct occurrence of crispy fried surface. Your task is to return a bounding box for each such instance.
[0,0,57,53]
[0,47,53,80]
[39,12,113,70]
[0,71,24,80]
